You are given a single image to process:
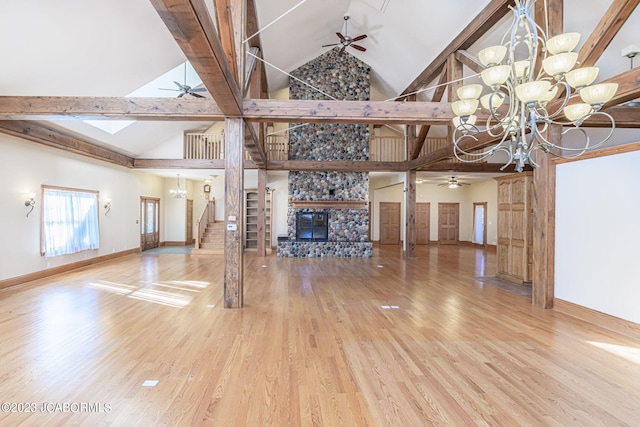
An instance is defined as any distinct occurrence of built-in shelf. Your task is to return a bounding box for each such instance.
[291,200,367,210]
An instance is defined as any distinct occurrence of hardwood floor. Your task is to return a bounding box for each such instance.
[0,245,638,426]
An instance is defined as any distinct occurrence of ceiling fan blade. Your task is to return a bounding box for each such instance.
[173,81,185,89]
[351,44,366,52]
[338,46,346,56]
[159,88,180,91]
[177,92,185,98]
[352,34,367,42]
[189,87,207,92]
[336,32,345,41]
[189,92,206,98]
[322,43,340,47]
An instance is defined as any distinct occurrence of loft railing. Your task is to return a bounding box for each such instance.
[266,134,289,160]
[184,132,225,160]
[183,132,465,163]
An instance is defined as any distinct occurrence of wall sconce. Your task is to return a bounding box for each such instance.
[104,199,112,216]
[25,192,36,217]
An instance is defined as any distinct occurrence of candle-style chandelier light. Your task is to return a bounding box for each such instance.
[451,0,617,172]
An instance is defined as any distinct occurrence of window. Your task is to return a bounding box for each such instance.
[41,187,100,257]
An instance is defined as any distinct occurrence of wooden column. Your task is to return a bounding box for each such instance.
[224,118,244,308]
[257,168,267,256]
[532,124,560,308]
[405,169,417,258]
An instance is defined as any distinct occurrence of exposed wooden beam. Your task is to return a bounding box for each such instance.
[213,0,239,82]
[417,162,533,173]
[411,68,448,160]
[243,99,456,125]
[0,97,225,121]
[454,50,485,74]
[0,97,462,124]
[582,106,640,128]
[133,159,226,169]
[0,120,134,168]
[578,0,640,67]
[550,67,640,113]
[244,120,266,167]
[246,0,269,97]
[244,47,260,96]
[150,0,243,116]
[399,0,512,98]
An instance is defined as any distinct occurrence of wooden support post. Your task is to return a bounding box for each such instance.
[405,169,417,258]
[257,168,267,256]
[532,124,560,308]
[224,118,244,308]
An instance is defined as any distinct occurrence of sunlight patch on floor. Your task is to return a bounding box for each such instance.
[86,279,210,308]
[588,341,640,365]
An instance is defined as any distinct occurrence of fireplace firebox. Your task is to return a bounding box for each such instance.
[296,212,328,241]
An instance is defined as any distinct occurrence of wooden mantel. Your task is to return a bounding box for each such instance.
[291,200,367,210]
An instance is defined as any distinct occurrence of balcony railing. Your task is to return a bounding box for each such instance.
[184,132,225,160]
[183,132,465,163]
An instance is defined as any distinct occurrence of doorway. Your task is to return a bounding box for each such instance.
[379,202,400,245]
[186,199,194,245]
[141,197,160,250]
[438,203,459,245]
[472,202,487,246]
[416,202,430,245]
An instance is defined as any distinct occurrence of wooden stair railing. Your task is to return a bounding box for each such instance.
[195,199,215,249]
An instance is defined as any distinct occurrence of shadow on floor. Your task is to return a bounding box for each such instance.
[472,276,532,298]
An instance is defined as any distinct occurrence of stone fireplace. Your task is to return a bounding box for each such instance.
[277,49,373,258]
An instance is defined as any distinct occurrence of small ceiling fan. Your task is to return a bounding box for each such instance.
[160,62,207,98]
[438,177,470,189]
[322,14,367,56]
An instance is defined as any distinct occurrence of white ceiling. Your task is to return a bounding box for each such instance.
[1,0,638,183]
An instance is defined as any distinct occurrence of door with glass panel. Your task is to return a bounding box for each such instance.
[141,197,160,250]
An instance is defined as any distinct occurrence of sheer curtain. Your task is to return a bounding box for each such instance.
[41,188,100,257]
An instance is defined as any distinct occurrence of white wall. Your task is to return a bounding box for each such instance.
[267,172,290,248]
[0,133,164,281]
[555,148,640,324]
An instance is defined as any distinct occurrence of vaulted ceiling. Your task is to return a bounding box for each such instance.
[1,0,639,182]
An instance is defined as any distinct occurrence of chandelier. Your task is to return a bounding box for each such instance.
[451,0,617,172]
[170,174,187,198]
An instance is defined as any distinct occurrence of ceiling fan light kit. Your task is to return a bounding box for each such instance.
[321,14,368,56]
[159,62,207,98]
[438,177,469,189]
[451,0,617,172]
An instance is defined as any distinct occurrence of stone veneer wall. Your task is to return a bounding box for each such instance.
[278,49,373,258]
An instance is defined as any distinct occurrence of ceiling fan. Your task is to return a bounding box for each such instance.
[322,14,367,56]
[438,177,470,189]
[160,63,207,98]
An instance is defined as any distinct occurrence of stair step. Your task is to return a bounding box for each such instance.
[200,242,224,249]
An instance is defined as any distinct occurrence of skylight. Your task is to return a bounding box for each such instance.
[83,61,204,135]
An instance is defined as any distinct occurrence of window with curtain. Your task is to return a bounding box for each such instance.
[41,187,100,257]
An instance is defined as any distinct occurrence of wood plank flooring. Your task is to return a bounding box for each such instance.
[0,245,639,426]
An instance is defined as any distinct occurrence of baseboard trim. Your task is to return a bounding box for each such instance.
[0,248,140,291]
[161,241,187,247]
[554,298,640,341]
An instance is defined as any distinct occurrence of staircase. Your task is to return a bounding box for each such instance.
[191,221,224,255]
[191,199,224,255]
